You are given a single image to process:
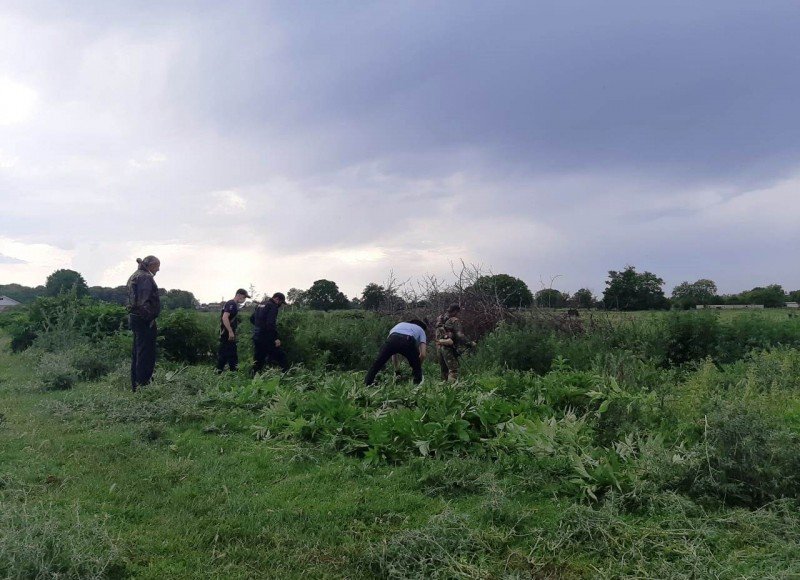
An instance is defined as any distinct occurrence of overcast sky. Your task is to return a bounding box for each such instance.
[1,1,799,302]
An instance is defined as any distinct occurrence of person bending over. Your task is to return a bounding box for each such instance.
[365,319,427,385]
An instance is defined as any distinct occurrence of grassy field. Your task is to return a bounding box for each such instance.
[2,307,800,578]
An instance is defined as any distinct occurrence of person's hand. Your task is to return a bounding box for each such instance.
[470,341,477,348]
[228,332,235,342]
[274,339,281,347]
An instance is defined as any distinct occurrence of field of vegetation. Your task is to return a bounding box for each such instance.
[1,296,800,578]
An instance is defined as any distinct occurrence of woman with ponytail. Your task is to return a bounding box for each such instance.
[126,255,161,391]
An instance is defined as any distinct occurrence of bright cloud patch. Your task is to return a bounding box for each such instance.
[0,238,73,286]
[128,152,167,169]
[209,190,247,215]
[0,78,37,125]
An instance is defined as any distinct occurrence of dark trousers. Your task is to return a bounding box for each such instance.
[130,315,157,391]
[365,333,422,386]
[252,334,288,374]
[217,339,238,372]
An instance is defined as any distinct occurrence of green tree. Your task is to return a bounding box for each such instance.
[470,274,533,308]
[304,279,350,311]
[671,279,718,310]
[602,266,669,311]
[45,269,89,298]
[788,290,800,303]
[88,285,128,305]
[571,288,596,309]
[162,289,199,310]
[534,288,569,308]
[361,283,388,310]
[740,285,786,308]
[286,288,307,306]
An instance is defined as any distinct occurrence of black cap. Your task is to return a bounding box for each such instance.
[272,292,286,303]
[236,288,251,298]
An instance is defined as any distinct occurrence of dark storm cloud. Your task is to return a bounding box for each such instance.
[1,0,799,297]
[163,1,800,188]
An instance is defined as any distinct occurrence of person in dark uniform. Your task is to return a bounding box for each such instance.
[365,319,428,386]
[216,288,250,372]
[251,292,288,374]
[126,255,162,392]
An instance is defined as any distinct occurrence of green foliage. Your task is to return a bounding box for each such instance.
[470,274,533,308]
[4,307,800,577]
[367,510,496,578]
[35,351,80,390]
[671,278,718,309]
[534,287,569,308]
[0,503,125,579]
[686,400,800,507]
[159,309,216,364]
[738,284,787,308]
[161,289,199,310]
[2,294,127,353]
[299,279,350,311]
[0,283,44,304]
[361,283,388,310]
[88,285,128,305]
[275,310,390,371]
[470,321,556,373]
[664,310,721,365]
[45,268,89,298]
[571,288,596,308]
[603,265,669,311]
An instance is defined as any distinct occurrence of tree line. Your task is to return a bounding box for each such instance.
[2,266,799,312]
[0,269,198,310]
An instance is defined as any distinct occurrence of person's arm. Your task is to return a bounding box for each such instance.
[134,276,156,321]
[222,312,235,341]
[450,319,474,348]
[418,342,427,361]
[266,303,280,346]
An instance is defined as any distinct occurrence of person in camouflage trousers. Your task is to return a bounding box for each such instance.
[435,304,475,382]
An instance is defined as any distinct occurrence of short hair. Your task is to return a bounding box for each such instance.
[447,303,461,315]
[408,319,427,332]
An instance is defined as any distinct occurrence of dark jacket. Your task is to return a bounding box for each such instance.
[126,266,161,322]
[251,301,280,339]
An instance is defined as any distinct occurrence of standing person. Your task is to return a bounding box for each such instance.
[126,256,161,392]
[216,288,250,372]
[251,292,288,374]
[365,319,427,385]
[435,304,475,382]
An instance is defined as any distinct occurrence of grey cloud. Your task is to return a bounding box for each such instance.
[1,0,799,298]
[0,253,26,264]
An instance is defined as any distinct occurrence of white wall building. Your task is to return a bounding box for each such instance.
[0,296,21,311]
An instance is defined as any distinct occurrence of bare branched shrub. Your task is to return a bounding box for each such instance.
[375,261,586,341]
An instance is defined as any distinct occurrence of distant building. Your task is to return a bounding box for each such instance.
[787,302,799,309]
[697,304,765,310]
[0,295,21,311]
